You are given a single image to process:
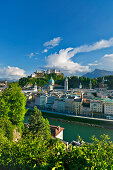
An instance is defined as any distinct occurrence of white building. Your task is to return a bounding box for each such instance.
[53,99,65,112]
[35,95,47,106]
[90,99,103,113]
[104,99,113,115]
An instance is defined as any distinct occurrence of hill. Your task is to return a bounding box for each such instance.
[83,69,113,78]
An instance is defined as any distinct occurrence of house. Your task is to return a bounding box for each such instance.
[50,125,64,140]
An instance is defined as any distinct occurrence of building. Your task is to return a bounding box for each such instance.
[53,99,65,112]
[31,70,45,78]
[64,77,68,91]
[104,99,113,115]
[90,99,103,113]
[65,98,82,115]
[43,77,54,91]
[47,69,62,75]
[79,83,82,89]
[35,94,47,107]
[89,80,92,89]
[50,125,64,140]
[49,77,54,85]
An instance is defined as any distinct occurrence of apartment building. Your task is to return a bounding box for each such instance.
[104,99,113,115]
[90,99,103,113]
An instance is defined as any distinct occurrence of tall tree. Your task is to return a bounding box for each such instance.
[0,84,27,127]
[29,107,51,140]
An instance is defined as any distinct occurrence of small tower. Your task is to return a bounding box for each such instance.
[64,77,68,91]
[79,83,82,89]
[89,79,92,89]
[102,77,105,87]
[34,83,37,92]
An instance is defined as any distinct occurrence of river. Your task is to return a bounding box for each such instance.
[24,116,113,143]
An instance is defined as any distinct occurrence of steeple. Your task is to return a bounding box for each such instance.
[34,82,37,92]
[89,79,92,89]
[64,77,68,91]
[79,83,82,89]
[102,77,105,87]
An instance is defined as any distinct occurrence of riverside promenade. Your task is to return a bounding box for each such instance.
[26,106,113,123]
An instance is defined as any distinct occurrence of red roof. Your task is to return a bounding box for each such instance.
[50,125,64,137]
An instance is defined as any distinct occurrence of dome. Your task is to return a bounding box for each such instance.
[49,77,54,85]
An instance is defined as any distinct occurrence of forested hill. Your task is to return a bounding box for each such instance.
[19,74,113,90]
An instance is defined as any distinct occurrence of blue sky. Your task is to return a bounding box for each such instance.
[1,0,113,79]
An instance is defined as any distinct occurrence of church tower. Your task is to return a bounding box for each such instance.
[64,77,68,91]
[89,79,92,89]
[34,82,37,92]
[79,83,82,89]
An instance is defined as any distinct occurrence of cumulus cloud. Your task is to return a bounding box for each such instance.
[45,37,113,75]
[43,37,62,48]
[0,66,26,79]
[46,48,90,74]
[88,53,113,71]
[98,54,113,70]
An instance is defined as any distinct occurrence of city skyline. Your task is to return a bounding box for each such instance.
[1,0,113,79]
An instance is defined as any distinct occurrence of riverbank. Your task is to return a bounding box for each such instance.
[25,108,113,142]
[41,110,113,129]
[26,107,113,129]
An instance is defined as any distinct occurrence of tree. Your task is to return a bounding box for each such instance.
[0,84,27,128]
[0,118,15,141]
[29,107,51,139]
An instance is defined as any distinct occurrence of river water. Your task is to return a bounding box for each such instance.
[24,116,113,143]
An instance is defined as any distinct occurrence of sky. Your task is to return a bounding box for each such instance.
[1,0,113,79]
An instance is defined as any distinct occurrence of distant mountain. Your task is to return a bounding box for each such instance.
[83,69,113,78]
[0,78,17,82]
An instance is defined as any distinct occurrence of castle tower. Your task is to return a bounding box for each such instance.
[89,79,92,89]
[64,77,68,91]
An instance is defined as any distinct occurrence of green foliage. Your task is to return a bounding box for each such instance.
[0,118,15,141]
[19,74,113,89]
[68,76,98,89]
[19,73,64,87]
[28,106,51,140]
[0,84,27,128]
[0,134,113,169]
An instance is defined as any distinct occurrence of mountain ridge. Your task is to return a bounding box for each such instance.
[83,69,113,78]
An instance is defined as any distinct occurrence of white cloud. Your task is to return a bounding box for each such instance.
[71,37,113,56]
[45,37,113,75]
[98,54,113,70]
[43,37,62,48]
[88,63,98,66]
[28,52,34,58]
[0,66,26,79]
[42,49,48,53]
[46,48,90,75]
[88,53,113,71]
